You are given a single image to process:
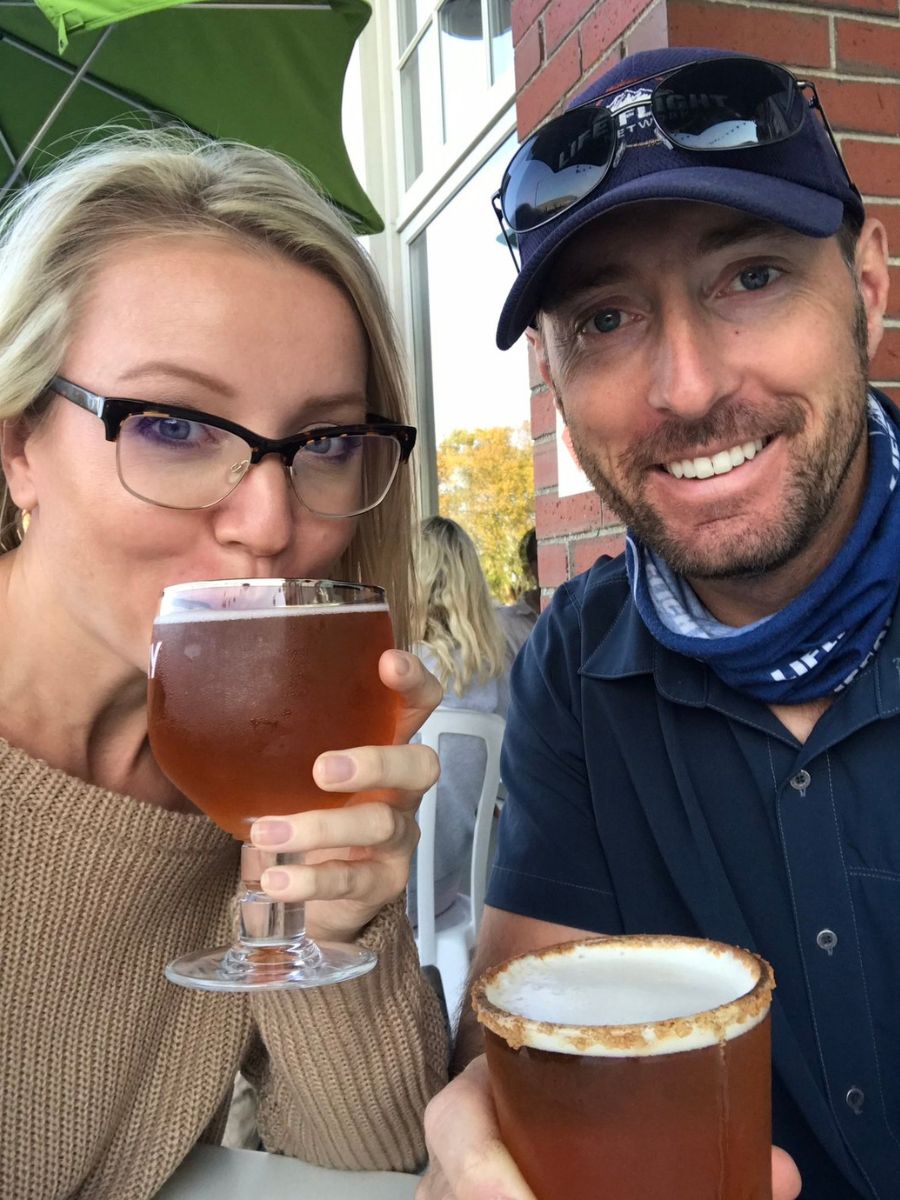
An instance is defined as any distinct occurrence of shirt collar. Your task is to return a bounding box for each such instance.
[578,569,707,698]
[580,563,900,718]
[870,606,900,718]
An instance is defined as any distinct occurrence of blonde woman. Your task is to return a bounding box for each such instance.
[0,130,447,1199]
[409,516,509,920]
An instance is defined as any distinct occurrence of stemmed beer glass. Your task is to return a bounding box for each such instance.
[147,577,399,991]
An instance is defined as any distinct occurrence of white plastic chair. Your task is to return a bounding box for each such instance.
[414,708,506,1023]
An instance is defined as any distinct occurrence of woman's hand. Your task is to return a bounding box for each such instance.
[416,1056,803,1199]
[248,648,442,943]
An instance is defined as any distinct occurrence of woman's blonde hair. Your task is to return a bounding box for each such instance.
[414,516,506,696]
[0,129,415,645]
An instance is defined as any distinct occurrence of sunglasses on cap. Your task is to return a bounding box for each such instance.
[492,55,852,261]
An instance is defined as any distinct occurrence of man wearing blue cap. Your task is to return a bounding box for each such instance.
[419,46,895,1200]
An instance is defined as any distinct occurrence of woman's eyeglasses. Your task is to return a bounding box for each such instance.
[49,376,416,517]
[493,56,852,260]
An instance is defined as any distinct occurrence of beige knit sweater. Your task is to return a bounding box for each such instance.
[0,738,448,1200]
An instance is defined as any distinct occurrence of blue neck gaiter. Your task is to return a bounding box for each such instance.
[626,393,900,703]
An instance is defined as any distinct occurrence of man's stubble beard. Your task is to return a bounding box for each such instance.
[561,295,872,581]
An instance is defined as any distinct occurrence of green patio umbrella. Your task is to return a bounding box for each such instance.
[0,0,382,232]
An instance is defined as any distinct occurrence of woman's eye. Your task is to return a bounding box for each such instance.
[585,309,624,335]
[305,435,342,457]
[135,416,201,442]
[131,416,223,451]
[732,265,781,293]
[299,434,362,463]
[156,418,194,441]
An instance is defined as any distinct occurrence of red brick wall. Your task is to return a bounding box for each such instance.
[514,0,900,594]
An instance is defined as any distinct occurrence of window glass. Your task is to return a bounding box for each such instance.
[408,231,437,510]
[439,0,487,145]
[488,0,513,82]
[409,134,533,597]
[397,0,434,50]
[400,22,442,189]
[424,137,524,447]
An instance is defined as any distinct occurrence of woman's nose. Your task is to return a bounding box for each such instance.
[211,455,298,558]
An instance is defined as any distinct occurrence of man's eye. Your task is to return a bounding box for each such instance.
[586,309,623,334]
[734,266,780,292]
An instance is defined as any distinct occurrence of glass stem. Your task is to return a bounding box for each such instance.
[238,844,307,945]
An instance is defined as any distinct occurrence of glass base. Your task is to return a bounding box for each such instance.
[165,937,377,992]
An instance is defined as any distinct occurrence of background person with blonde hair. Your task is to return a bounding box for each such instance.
[408,516,509,922]
[0,129,448,1200]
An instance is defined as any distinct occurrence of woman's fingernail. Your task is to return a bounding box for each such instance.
[261,869,290,892]
[251,819,292,846]
[316,754,355,784]
[393,654,411,676]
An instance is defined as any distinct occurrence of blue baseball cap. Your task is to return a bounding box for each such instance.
[496,46,864,350]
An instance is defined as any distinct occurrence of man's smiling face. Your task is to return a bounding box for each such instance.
[531,201,887,582]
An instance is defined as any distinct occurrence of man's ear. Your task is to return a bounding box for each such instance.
[0,417,40,514]
[525,321,559,401]
[854,217,891,364]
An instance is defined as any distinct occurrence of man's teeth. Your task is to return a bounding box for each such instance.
[665,439,766,480]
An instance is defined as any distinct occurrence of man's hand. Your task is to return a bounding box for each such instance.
[417,1056,802,1200]
[772,1147,803,1198]
[417,1057,531,1199]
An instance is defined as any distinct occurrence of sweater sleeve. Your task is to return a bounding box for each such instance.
[244,897,448,1171]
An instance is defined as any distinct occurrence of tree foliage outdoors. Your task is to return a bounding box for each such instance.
[436,424,535,601]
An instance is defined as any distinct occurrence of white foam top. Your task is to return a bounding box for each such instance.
[477,938,772,1057]
[155,602,387,623]
[493,946,752,1024]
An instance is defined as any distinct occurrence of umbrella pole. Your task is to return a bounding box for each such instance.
[0,24,112,198]
[1,31,169,119]
[0,121,15,166]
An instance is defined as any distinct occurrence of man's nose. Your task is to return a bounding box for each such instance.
[211,454,298,559]
[645,305,738,420]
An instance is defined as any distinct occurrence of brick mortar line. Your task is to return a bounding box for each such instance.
[568,527,626,539]
[558,3,663,106]
[690,0,900,25]
[864,195,900,203]
[806,71,900,83]
[536,16,900,117]
[534,46,900,121]
[838,131,900,142]
[883,317,900,326]
[828,6,900,25]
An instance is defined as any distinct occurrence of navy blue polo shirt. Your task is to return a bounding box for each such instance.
[487,557,900,1200]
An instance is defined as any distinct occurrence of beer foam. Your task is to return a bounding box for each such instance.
[155,603,387,623]
[474,936,774,1057]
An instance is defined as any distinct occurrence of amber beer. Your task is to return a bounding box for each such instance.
[473,936,775,1200]
[148,601,398,839]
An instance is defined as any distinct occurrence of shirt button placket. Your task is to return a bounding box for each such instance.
[845,1086,865,1115]
[778,753,877,1168]
[789,768,812,797]
[816,928,838,956]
